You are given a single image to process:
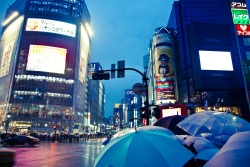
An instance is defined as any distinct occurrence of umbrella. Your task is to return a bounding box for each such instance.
[94,126,194,167]
[111,126,182,143]
[153,115,189,135]
[204,131,250,167]
[193,138,218,153]
[177,111,250,146]
[194,148,219,161]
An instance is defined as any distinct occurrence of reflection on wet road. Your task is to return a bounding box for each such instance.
[3,138,105,167]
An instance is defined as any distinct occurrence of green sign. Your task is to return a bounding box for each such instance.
[231,9,250,25]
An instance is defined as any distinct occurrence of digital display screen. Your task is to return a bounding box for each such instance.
[199,50,234,71]
[26,45,67,74]
[26,18,76,37]
[162,108,181,117]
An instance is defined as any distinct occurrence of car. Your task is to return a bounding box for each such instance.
[1,135,40,146]
[0,148,15,166]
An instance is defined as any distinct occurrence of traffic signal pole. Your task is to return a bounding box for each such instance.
[97,68,150,125]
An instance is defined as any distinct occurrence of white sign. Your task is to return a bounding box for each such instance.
[0,41,14,78]
[26,18,76,37]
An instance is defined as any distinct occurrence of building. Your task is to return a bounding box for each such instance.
[166,0,250,118]
[0,0,92,133]
[89,63,106,133]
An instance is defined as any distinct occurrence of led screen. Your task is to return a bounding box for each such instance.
[199,50,234,71]
[162,108,181,117]
[26,45,67,74]
[26,18,76,37]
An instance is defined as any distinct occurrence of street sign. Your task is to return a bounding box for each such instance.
[132,83,145,95]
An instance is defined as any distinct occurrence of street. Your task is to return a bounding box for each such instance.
[2,138,106,167]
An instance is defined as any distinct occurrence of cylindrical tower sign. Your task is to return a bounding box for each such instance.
[152,27,175,104]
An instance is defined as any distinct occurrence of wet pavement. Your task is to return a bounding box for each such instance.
[1,138,106,167]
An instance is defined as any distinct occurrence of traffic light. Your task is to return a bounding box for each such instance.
[152,106,161,119]
[140,107,149,119]
[53,125,56,129]
[92,71,110,80]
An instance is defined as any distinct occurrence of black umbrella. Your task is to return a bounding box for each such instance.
[153,115,189,135]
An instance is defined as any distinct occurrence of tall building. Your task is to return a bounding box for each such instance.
[0,0,92,133]
[166,0,250,117]
[89,63,106,132]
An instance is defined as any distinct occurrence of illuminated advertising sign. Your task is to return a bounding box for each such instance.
[236,24,250,36]
[0,41,14,78]
[26,18,76,37]
[153,45,175,101]
[231,2,247,9]
[26,45,67,74]
[231,8,250,24]
[79,49,87,83]
[199,51,234,71]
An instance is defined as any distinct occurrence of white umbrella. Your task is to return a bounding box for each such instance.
[94,126,194,167]
[205,131,250,167]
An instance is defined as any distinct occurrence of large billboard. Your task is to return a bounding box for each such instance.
[26,18,76,37]
[188,22,241,90]
[26,45,67,74]
[153,31,175,102]
[0,41,14,77]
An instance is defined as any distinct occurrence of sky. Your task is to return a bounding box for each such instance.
[0,0,174,118]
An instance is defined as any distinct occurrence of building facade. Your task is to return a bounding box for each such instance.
[0,0,92,133]
[89,63,106,133]
[166,0,250,117]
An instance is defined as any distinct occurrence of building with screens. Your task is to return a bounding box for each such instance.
[0,0,92,133]
[166,0,250,117]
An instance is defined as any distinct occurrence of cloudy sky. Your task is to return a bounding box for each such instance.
[0,0,174,117]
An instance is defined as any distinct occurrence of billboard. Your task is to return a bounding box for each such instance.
[79,49,87,83]
[26,18,76,37]
[154,47,175,101]
[199,50,234,71]
[0,41,15,77]
[188,22,240,90]
[231,2,250,36]
[26,45,67,74]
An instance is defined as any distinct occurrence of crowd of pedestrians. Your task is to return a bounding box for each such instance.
[0,131,108,143]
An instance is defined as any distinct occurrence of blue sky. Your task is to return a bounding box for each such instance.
[0,0,174,117]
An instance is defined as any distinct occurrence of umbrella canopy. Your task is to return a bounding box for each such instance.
[111,126,182,143]
[194,148,219,161]
[177,111,250,146]
[94,126,194,167]
[153,115,189,135]
[205,131,250,167]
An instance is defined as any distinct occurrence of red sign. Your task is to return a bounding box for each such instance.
[236,24,250,36]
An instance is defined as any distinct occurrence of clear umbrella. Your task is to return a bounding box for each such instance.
[177,111,250,146]
[94,126,194,167]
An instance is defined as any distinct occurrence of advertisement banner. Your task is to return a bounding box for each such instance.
[231,8,250,25]
[79,49,87,83]
[26,18,76,37]
[0,41,14,78]
[236,24,250,36]
[154,46,175,101]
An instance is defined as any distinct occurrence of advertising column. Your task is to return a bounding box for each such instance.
[152,27,176,104]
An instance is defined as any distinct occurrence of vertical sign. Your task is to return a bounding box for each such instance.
[152,28,175,103]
